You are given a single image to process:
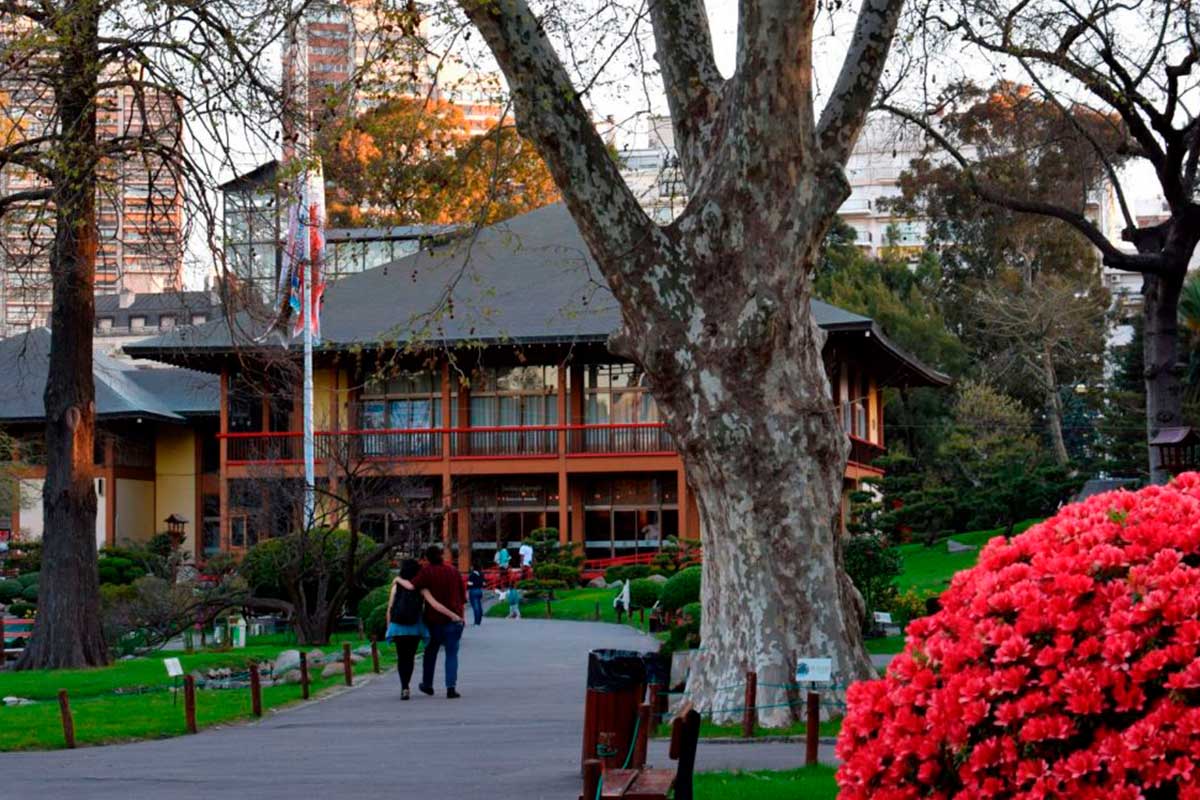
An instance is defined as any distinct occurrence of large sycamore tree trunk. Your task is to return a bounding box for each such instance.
[17,0,109,669]
[461,0,901,724]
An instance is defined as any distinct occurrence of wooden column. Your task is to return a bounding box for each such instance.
[570,483,585,552]
[441,362,453,544]
[456,487,471,571]
[556,365,569,546]
[103,436,116,547]
[218,369,230,551]
[677,468,691,539]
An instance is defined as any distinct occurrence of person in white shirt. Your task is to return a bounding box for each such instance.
[518,542,534,577]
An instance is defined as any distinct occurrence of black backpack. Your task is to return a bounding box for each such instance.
[390,586,423,626]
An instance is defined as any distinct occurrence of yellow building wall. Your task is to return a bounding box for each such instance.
[868,375,880,445]
[155,427,197,554]
[115,478,157,545]
[314,366,347,430]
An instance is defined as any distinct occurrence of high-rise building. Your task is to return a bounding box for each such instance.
[0,65,184,337]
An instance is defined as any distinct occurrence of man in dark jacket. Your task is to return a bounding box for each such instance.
[413,544,467,698]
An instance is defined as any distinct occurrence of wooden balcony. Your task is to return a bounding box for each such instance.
[847,435,886,469]
[220,423,676,466]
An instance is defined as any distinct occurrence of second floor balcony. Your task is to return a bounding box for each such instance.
[220,422,677,466]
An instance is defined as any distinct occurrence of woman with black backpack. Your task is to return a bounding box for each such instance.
[385,558,458,700]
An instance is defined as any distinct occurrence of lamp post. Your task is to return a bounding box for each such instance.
[164,514,188,548]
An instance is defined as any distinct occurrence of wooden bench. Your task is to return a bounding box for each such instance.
[582,705,701,800]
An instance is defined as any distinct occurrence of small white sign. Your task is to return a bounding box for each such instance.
[164,657,184,678]
[795,657,833,684]
[873,611,894,624]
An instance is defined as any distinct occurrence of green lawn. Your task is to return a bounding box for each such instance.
[487,586,637,625]
[895,519,1041,594]
[655,716,842,740]
[864,635,905,655]
[695,766,838,799]
[0,633,396,750]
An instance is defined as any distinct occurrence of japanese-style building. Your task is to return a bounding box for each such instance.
[0,329,219,553]
[126,203,948,568]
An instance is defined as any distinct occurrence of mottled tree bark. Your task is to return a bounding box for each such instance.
[458,0,902,723]
[16,0,109,670]
[1142,269,1186,484]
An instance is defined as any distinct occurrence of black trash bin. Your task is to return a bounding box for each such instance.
[581,649,652,772]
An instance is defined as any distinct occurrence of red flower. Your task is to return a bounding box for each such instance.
[837,474,1200,798]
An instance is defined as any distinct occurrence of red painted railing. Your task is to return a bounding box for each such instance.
[219,423,675,465]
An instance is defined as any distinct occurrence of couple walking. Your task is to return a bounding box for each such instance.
[384,545,466,700]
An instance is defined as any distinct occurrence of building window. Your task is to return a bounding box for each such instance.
[130,315,146,329]
[159,315,175,330]
[191,314,207,325]
[97,317,113,331]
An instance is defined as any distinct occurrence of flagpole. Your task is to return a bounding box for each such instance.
[302,224,315,528]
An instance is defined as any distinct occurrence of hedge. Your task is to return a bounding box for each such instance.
[659,566,701,612]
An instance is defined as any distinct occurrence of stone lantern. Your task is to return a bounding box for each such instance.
[164,514,189,547]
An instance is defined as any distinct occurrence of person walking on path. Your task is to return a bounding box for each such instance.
[494,544,511,586]
[467,566,485,625]
[387,559,459,700]
[414,544,466,699]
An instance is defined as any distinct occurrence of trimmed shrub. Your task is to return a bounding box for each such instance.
[365,603,388,641]
[838,473,1200,798]
[659,566,701,613]
[20,583,39,602]
[16,571,39,588]
[239,529,389,601]
[8,602,34,618]
[357,584,391,621]
[0,579,24,603]
[629,578,662,610]
[605,564,653,583]
[534,562,581,586]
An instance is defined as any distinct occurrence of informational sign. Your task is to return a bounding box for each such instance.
[795,657,833,684]
[164,657,184,678]
[873,611,894,624]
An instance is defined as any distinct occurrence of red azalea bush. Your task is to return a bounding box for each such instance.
[837,473,1200,799]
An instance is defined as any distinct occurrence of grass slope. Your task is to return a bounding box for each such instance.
[694,766,838,799]
[655,717,842,740]
[895,519,1041,594]
[0,633,395,751]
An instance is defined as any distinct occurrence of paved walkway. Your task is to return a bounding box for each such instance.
[0,620,829,799]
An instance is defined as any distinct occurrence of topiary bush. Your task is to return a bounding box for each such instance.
[605,564,653,583]
[837,473,1200,798]
[16,571,39,588]
[357,584,391,621]
[628,578,662,610]
[20,583,39,602]
[0,578,24,604]
[659,566,701,613]
[365,603,388,641]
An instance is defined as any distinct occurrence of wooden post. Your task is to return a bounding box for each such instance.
[183,675,198,734]
[57,690,76,748]
[594,601,600,621]
[249,662,263,717]
[300,652,310,699]
[370,639,380,673]
[342,642,353,686]
[582,759,602,800]
[805,691,820,766]
[639,607,645,628]
[742,671,757,738]
[546,597,553,618]
[633,702,651,769]
[648,683,661,725]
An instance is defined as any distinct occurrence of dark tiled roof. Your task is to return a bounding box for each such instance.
[125,203,945,386]
[95,291,221,332]
[0,329,218,423]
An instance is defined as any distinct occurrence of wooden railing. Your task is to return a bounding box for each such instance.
[220,423,675,465]
[847,435,886,468]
